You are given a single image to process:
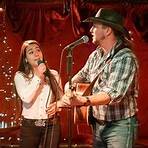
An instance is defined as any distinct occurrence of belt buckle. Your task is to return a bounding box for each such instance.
[34,119,46,127]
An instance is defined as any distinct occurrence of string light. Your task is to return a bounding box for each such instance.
[0,4,14,99]
[0,4,19,128]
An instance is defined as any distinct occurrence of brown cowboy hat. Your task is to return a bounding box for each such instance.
[83,8,131,40]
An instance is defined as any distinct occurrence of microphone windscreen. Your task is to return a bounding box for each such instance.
[82,35,89,43]
[37,60,44,65]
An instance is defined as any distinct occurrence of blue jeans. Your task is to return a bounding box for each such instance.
[92,116,138,148]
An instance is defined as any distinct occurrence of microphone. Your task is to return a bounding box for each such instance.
[37,59,44,66]
[37,60,48,76]
[64,35,89,49]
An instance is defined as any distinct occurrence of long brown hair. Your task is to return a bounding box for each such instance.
[17,40,41,78]
[16,40,63,101]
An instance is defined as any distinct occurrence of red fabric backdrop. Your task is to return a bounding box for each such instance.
[1,0,148,144]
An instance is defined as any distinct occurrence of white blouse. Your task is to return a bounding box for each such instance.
[14,70,60,119]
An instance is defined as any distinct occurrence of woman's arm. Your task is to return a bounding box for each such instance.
[14,72,45,104]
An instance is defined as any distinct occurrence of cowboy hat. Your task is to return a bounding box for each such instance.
[83,8,131,40]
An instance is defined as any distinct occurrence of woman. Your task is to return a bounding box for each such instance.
[14,40,63,148]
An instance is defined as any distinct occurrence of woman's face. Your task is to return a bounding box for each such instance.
[25,43,43,68]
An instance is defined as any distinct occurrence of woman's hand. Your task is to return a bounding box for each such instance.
[46,91,87,117]
[46,101,62,118]
[46,95,71,118]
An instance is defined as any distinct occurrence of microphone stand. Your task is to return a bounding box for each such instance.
[66,48,73,148]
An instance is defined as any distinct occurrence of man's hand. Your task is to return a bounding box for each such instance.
[69,95,87,106]
[63,91,87,107]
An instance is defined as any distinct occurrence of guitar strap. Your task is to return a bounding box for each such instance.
[83,43,127,96]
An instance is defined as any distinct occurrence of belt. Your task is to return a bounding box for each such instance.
[95,115,136,125]
[22,117,59,127]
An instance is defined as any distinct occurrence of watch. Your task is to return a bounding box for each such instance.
[84,96,91,106]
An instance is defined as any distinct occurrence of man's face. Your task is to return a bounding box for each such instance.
[90,22,108,45]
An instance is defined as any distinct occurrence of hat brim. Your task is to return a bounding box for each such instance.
[83,17,131,40]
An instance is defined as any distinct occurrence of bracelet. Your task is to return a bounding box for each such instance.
[84,96,91,106]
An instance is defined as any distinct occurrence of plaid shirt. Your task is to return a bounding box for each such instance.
[77,40,139,121]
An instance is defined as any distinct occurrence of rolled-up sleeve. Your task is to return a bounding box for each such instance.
[14,72,41,103]
[100,56,137,104]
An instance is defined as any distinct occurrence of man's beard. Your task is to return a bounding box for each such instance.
[92,34,106,46]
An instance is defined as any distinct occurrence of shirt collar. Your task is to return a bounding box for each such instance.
[96,38,122,61]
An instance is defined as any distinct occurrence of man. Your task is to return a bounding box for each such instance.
[47,8,139,148]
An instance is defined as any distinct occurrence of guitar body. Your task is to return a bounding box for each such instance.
[74,83,91,125]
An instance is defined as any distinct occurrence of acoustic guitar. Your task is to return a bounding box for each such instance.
[74,83,91,125]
